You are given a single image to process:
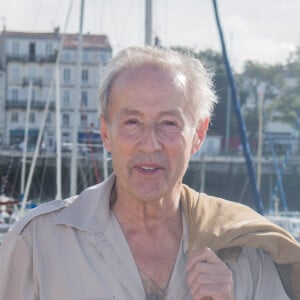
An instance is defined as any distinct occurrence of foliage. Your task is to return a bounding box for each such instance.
[172,47,237,137]
[237,55,300,142]
[172,46,300,150]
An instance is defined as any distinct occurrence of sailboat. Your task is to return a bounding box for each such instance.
[0,195,20,242]
[211,0,300,242]
[267,211,300,242]
[0,5,75,244]
[0,0,110,243]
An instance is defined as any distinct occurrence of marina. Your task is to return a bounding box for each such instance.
[0,0,299,245]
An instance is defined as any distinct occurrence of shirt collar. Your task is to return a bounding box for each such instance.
[55,172,190,251]
[55,173,116,234]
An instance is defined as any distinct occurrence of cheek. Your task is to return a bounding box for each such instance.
[183,132,198,155]
[168,135,194,162]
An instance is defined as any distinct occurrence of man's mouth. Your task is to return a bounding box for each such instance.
[141,166,158,171]
[135,165,162,173]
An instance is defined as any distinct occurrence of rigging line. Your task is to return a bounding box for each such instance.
[20,0,74,214]
[212,0,264,215]
[11,160,21,199]
[267,134,288,212]
[116,0,135,47]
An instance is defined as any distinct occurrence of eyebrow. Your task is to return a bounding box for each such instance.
[119,108,184,118]
[119,108,142,116]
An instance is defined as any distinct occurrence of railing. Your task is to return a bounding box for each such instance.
[5,100,55,110]
[22,77,43,87]
[6,53,58,63]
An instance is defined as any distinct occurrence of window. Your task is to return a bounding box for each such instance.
[63,114,70,126]
[62,132,70,138]
[45,43,52,56]
[44,67,52,82]
[46,113,52,124]
[29,42,36,61]
[63,90,70,107]
[82,69,88,83]
[12,42,19,56]
[28,66,35,79]
[83,51,89,62]
[12,67,19,81]
[11,112,18,123]
[63,51,71,62]
[81,114,87,126]
[29,112,35,123]
[12,89,19,101]
[31,89,36,101]
[93,53,100,63]
[81,91,88,107]
[63,68,71,83]
[48,138,54,148]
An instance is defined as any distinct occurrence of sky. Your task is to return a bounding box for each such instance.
[0,0,299,71]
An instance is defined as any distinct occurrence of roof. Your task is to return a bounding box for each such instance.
[2,30,60,40]
[1,29,112,50]
[63,34,112,50]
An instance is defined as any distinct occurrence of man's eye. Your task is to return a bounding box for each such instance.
[163,120,177,126]
[125,119,138,125]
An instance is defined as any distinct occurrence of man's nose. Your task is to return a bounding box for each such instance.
[138,123,162,152]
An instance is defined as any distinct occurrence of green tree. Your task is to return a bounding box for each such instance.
[237,61,286,149]
[172,47,237,139]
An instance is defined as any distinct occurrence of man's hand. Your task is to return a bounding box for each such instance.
[186,247,233,300]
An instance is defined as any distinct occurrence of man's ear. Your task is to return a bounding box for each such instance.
[100,116,111,152]
[191,117,210,155]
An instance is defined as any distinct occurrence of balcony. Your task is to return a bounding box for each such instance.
[22,77,43,87]
[5,99,55,110]
[6,53,58,64]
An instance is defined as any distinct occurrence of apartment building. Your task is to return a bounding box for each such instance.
[0,28,112,151]
[0,69,5,145]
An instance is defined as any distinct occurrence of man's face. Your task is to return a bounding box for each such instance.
[101,66,207,203]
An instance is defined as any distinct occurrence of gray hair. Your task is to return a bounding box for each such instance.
[99,46,218,124]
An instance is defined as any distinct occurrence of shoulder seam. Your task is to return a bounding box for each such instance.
[12,200,69,235]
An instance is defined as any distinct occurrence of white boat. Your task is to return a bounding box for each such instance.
[266,211,300,242]
[0,195,20,243]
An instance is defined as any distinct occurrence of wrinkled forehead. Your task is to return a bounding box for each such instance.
[106,65,197,124]
[110,64,187,95]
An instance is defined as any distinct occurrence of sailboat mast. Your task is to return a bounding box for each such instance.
[55,65,62,199]
[145,0,152,46]
[20,80,32,197]
[256,87,264,190]
[70,0,84,196]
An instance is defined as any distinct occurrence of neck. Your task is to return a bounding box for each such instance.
[112,185,182,233]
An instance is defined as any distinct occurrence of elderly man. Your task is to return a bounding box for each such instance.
[0,47,299,300]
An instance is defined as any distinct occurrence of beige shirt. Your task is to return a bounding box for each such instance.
[0,174,289,299]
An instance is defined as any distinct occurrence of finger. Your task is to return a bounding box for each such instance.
[191,282,233,300]
[187,264,232,285]
[186,249,233,299]
[187,247,225,272]
[187,262,233,299]
[187,264,232,293]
